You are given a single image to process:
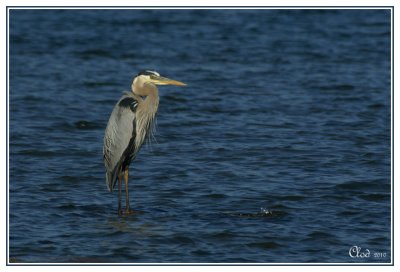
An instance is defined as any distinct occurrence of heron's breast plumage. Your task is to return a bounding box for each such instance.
[134,94,159,151]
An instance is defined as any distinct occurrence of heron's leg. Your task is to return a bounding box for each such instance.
[124,169,131,213]
[117,175,122,215]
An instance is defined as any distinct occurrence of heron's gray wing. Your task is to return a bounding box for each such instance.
[103,94,139,191]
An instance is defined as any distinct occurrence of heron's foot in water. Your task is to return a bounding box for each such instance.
[118,208,139,216]
[123,208,135,215]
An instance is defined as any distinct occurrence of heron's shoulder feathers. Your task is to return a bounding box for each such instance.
[118,92,141,112]
[118,97,138,112]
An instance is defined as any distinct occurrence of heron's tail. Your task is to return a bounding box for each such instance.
[106,170,121,192]
[106,164,122,192]
[106,171,113,192]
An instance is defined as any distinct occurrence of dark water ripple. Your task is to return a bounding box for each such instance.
[9,9,391,263]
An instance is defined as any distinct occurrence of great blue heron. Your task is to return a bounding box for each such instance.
[103,70,186,215]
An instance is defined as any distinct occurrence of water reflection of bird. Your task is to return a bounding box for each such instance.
[103,70,186,215]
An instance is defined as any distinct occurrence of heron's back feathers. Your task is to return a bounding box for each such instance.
[103,90,159,192]
[103,92,139,191]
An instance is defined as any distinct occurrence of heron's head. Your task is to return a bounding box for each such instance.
[132,70,186,94]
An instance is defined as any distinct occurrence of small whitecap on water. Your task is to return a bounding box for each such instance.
[228,207,286,218]
[260,207,272,215]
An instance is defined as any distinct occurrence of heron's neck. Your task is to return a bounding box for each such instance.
[133,85,159,150]
[133,84,158,108]
[142,88,159,114]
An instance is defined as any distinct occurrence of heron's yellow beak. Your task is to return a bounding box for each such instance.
[150,75,187,86]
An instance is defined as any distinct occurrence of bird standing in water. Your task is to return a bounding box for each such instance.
[103,70,186,215]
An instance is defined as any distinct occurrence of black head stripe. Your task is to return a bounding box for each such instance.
[137,70,159,77]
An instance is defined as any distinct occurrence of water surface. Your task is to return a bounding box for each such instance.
[9,9,391,263]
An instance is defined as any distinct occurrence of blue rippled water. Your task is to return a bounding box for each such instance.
[9,9,391,263]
